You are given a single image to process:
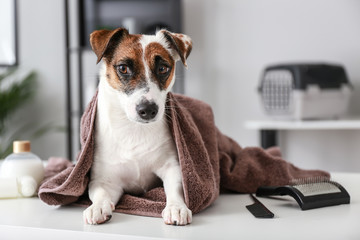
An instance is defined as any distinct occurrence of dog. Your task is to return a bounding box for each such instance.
[83,28,193,226]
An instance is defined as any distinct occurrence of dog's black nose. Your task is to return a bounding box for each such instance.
[136,101,159,121]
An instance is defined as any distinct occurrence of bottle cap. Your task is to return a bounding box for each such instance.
[13,141,31,153]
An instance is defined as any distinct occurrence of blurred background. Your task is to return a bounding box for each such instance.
[1,0,360,172]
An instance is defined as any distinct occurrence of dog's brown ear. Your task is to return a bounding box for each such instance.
[159,30,192,67]
[90,28,129,64]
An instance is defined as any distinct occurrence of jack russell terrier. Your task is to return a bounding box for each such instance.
[83,28,192,226]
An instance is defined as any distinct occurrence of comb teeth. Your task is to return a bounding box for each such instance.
[290,176,331,186]
[290,177,341,197]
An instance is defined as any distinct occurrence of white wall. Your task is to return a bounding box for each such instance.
[0,0,17,65]
[183,0,360,172]
[13,0,67,160]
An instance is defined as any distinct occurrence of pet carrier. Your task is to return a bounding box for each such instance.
[258,63,352,120]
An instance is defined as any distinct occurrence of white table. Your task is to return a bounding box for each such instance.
[245,119,360,148]
[0,173,359,240]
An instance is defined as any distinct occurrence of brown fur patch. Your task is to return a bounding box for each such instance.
[90,28,129,64]
[104,34,146,93]
[144,42,175,90]
[161,31,192,67]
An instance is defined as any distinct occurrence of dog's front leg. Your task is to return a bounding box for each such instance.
[156,162,192,225]
[83,177,123,225]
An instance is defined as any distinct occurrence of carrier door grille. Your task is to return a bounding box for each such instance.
[261,70,293,114]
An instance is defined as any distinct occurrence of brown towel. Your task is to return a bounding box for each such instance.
[39,92,329,217]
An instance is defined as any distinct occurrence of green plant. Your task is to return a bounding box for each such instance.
[0,69,37,158]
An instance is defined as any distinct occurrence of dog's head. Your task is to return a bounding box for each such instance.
[90,28,192,124]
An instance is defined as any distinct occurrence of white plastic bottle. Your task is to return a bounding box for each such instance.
[0,141,45,198]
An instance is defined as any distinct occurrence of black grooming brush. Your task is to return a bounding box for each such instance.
[256,177,350,210]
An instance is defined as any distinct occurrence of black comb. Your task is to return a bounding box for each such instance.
[246,194,275,218]
[256,177,350,210]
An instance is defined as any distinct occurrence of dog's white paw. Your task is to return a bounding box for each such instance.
[83,200,115,225]
[162,203,192,226]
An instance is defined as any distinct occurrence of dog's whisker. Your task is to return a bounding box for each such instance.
[165,108,181,120]
[165,105,186,116]
[166,105,189,110]
[165,100,189,110]
[163,113,173,124]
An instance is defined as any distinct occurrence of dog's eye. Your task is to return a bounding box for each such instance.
[118,64,130,74]
[158,65,170,75]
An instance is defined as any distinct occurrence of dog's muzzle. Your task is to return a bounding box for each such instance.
[136,100,159,122]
